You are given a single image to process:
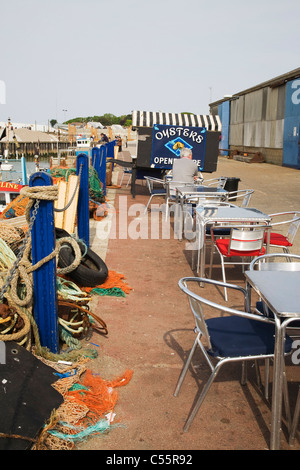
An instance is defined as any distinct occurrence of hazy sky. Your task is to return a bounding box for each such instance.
[0,0,299,125]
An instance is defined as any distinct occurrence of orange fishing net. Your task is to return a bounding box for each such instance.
[82,270,133,295]
[65,368,133,425]
[0,194,29,219]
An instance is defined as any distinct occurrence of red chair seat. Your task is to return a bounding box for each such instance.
[264,232,292,247]
[216,238,266,257]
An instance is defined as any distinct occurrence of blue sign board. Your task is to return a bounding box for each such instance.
[150,124,207,170]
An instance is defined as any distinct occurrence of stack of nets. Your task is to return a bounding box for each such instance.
[34,357,133,450]
[0,195,29,220]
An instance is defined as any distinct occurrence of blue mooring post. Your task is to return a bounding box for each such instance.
[91,147,101,180]
[76,153,89,247]
[30,172,59,353]
[108,140,116,169]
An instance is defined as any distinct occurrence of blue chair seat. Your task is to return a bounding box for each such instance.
[206,227,231,236]
[151,188,166,195]
[206,315,293,357]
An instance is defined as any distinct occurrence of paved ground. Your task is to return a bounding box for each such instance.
[78,148,300,451]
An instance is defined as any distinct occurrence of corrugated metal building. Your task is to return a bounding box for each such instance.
[209,67,300,169]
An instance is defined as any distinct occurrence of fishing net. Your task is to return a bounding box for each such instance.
[0,194,29,219]
[35,365,133,450]
[82,270,133,297]
[50,166,105,204]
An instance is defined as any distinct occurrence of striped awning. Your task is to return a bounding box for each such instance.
[132,110,222,131]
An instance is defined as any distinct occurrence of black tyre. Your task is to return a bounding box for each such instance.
[55,228,108,287]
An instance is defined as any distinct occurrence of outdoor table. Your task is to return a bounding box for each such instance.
[174,185,228,240]
[195,206,271,276]
[244,270,300,450]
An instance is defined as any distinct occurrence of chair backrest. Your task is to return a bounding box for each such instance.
[178,277,255,351]
[167,180,194,197]
[250,253,300,271]
[203,177,227,189]
[180,278,212,349]
[229,225,266,253]
[287,214,300,243]
[144,176,165,193]
[227,189,254,208]
[269,211,300,243]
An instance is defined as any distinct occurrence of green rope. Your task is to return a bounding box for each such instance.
[57,277,90,302]
[59,326,82,350]
[69,383,90,393]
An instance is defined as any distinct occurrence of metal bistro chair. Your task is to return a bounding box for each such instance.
[120,167,132,187]
[174,277,293,433]
[289,386,300,446]
[250,253,300,323]
[249,253,300,401]
[202,176,227,189]
[227,189,254,208]
[143,176,166,214]
[203,189,255,243]
[203,189,254,241]
[165,180,197,222]
[265,211,300,253]
[209,224,268,301]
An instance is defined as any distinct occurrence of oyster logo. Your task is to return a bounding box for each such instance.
[165,137,192,157]
[0,80,6,104]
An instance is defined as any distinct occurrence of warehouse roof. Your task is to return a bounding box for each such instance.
[210,67,300,106]
[0,128,59,143]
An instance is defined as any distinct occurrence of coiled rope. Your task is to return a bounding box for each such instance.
[0,185,97,361]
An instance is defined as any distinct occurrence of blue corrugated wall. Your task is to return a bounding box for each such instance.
[218,100,230,156]
[283,79,300,169]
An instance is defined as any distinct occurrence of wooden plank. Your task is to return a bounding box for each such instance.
[0,215,27,227]
[54,180,67,229]
[63,175,79,234]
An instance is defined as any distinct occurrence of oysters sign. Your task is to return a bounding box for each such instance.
[150,124,207,170]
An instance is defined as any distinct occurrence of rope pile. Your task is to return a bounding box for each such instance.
[0,224,27,254]
[0,179,134,450]
[0,185,98,362]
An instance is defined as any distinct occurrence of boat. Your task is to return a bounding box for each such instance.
[0,161,14,171]
[76,136,92,147]
[0,181,24,212]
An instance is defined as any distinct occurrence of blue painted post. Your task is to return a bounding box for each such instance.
[107,140,116,169]
[30,172,59,353]
[99,145,107,195]
[91,147,101,180]
[21,156,28,185]
[76,153,90,247]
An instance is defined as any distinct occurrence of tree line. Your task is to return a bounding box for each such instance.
[50,113,132,128]
[50,111,195,129]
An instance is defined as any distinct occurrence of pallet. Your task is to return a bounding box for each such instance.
[54,175,79,234]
